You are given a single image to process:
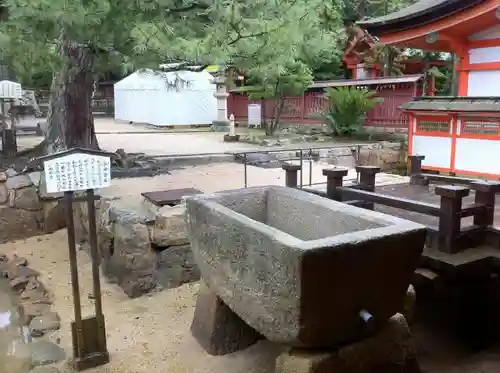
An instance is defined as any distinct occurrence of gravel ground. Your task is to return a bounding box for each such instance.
[13,118,366,156]
[98,162,410,210]
[0,231,284,373]
[0,231,499,373]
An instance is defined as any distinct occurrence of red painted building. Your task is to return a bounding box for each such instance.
[359,0,500,178]
[228,75,422,130]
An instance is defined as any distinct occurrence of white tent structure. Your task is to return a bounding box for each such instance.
[114,68,217,126]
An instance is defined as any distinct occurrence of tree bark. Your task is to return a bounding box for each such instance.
[45,36,99,153]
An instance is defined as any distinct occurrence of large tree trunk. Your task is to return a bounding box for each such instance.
[45,37,99,154]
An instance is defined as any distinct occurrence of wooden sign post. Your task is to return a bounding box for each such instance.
[39,147,113,371]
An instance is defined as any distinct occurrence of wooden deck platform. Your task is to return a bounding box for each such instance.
[374,182,500,227]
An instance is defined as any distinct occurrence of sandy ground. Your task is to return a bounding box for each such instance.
[14,118,364,155]
[1,231,498,373]
[0,232,284,373]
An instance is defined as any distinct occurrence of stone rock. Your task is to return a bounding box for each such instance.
[20,288,51,304]
[191,282,262,355]
[42,200,66,233]
[5,256,29,279]
[6,174,33,190]
[5,168,18,177]
[102,219,157,298]
[357,142,406,172]
[234,152,278,166]
[30,340,65,367]
[28,171,41,187]
[13,186,42,211]
[7,265,39,281]
[155,245,200,289]
[0,183,8,204]
[29,312,61,337]
[20,300,52,325]
[185,186,426,347]
[152,205,189,246]
[9,276,31,292]
[275,314,420,373]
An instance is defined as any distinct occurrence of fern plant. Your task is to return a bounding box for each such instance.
[319,87,383,136]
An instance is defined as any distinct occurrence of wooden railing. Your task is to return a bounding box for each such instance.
[282,163,500,254]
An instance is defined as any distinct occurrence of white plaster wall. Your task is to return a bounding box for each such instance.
[469,47,500,64]
[455,138,500,175]
[357,67,368,79]
[468,70,500,96]
[412,136,452,169]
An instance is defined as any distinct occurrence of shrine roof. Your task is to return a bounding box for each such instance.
[357,0,485,35]
[311,75,422,88]
[400,96,500,112]
[230,75,422,93]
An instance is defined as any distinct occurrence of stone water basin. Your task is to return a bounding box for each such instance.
[185,186,427,348]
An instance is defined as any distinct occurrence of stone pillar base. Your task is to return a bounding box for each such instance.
[276,313,420,373]
[190,282,262,355]
[211,120,230,132]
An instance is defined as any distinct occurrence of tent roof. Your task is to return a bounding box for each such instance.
[114,69,215,91]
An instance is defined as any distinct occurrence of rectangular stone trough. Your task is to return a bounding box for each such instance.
[185,186,427,348]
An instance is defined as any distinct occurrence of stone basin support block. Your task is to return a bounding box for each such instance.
[190,282,262,355]
[275,314,420,373]
[282,163,302,188]
[152,204,189,247]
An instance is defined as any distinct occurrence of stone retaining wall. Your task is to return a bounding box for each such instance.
[0,169,67,243]
[73,198,200,298]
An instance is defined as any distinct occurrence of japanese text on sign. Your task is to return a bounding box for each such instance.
[43,153,111,193]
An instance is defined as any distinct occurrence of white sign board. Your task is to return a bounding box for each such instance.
[0,80,22,99]
[248,104,262,128]
[43,153,111,194]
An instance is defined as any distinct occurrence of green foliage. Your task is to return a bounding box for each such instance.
[344,0,416,20]
[245,62,313,100]
[243,61,313,135]
[319,87,383,136]
[0,0,348,93]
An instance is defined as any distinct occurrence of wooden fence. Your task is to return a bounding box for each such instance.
[228,83,415,130]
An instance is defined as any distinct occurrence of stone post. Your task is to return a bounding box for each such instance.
[355,166,380,192]
[434,185,470,253]
[282,163,302,188]
[223,114,240,142]
[229,114,235,137]
[211,74,230,132]
[408,155,428,186]
[355,166,381,210]
[469,181,500,227]
[322,168,349,201]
